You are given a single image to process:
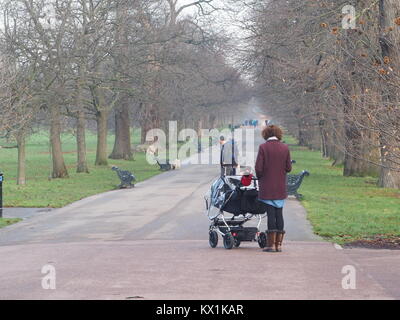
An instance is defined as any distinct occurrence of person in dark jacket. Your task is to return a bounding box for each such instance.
[219,136,239,176]
[255,125,292,252]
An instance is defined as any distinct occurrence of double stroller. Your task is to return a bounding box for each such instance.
[204,170,268,250]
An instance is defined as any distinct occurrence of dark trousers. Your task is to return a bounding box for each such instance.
[265,204,284,231]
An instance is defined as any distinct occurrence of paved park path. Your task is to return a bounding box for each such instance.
[0,128,399,300]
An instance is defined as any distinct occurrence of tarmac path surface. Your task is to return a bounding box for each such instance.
[0,128,399,300]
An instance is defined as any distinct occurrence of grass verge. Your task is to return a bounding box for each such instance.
[0,129,160,210]
[287,137,400,244]
[0,218,21,228]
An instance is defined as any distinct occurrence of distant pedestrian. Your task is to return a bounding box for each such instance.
[220,136,239,176]
[255,125,292,252]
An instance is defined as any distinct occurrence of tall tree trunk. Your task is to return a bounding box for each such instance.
[50,106,69,178]
[320,124,328,158]
[298,122,308,147]
[343,125,374,176]
[109,103,132,160]
[325,124,345,165]
[76,111,89,173]
[339,28,374,177]
[378,0,400,188]
[95,109,108,166]
[379,156,400,188]
[109,2,133,160]
[141,102,160,144]
[343,114,364,176]
[16,132,26,185]
[140,124,147,144]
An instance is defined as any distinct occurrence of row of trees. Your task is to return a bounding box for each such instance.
[0,0,251,184]
[241,0,400,189]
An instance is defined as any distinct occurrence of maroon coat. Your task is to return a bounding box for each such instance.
[255,140,292,200]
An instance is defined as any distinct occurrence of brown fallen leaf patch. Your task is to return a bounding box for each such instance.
[344,236,400,250]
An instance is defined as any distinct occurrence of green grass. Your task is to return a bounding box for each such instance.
[0,128,160,210]
[0,218,21,228]
[287,136,400,244]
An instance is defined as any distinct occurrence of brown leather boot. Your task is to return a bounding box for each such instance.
[263,231,277,252]
[275,231,285,252]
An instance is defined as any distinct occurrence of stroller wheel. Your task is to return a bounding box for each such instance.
[234,238,241,248]
[223,233,234,250]
[258,232,267,248]
[209,231,218,248]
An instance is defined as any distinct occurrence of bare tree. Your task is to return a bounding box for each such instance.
[240,0,400,188]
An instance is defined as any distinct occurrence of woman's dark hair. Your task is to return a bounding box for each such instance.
[262,125,283,141]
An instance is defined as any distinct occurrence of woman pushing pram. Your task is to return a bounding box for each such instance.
[206,125,292,252]
[255,125,292,252]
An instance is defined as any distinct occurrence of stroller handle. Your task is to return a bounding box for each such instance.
[225,175,258,180]
[223,159,296,179]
